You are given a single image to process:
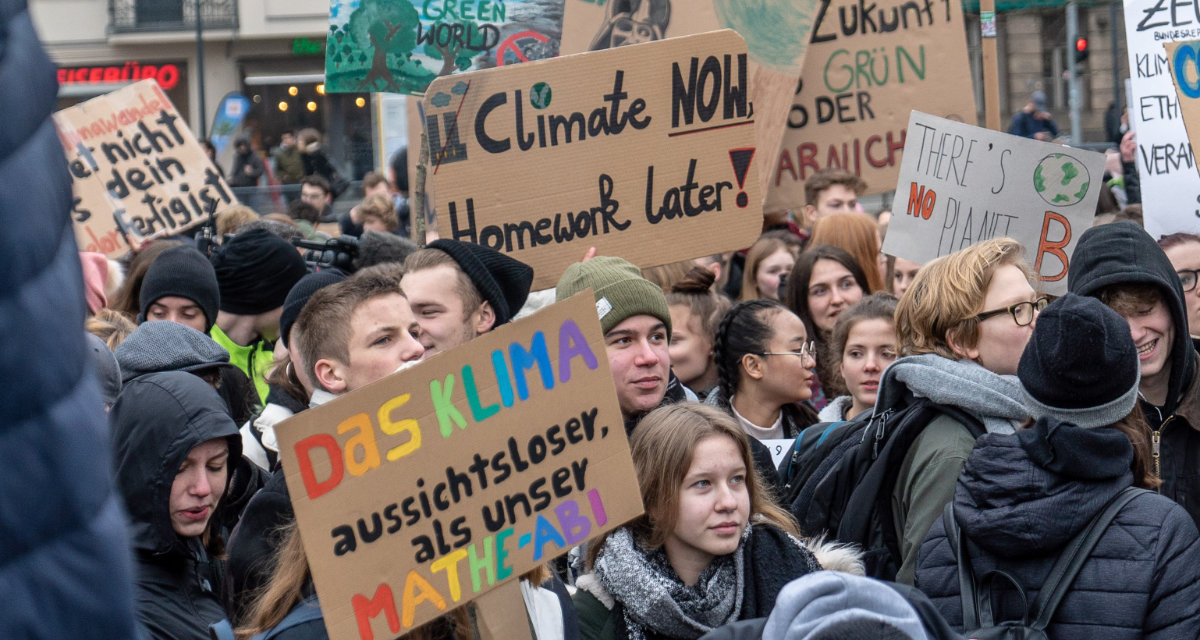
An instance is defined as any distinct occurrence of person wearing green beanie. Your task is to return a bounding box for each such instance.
[556,256,684,430]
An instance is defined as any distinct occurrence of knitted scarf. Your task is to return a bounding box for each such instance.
[595,527,745,640]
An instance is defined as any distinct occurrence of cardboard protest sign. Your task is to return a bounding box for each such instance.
[275,292,642,640]
[1123,0,1200,238]
[425,30,764,290]
[882,112,1104,295]
[53,80,235,257]
[559,0,817,200]
[1165,40,1200,198]
[765,0,977,213]
[325,0,565,95]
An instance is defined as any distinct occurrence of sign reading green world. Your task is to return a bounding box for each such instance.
[1034,153,1091,207]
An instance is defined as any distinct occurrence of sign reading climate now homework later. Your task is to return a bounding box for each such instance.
[275,293,642,640]
[425,30,764,290]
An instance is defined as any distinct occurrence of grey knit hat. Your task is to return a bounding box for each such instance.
[763,571,927,640]
[114,321,233,384]
[1018,293,1140,429]
[555,256,671,335]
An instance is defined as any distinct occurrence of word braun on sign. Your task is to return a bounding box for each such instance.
[52,80,235,257]
[427,30,763,290]
[882,111,1104,295]
[275,293,643,640]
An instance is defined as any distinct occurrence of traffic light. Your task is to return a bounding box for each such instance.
[1075,37,1089,64]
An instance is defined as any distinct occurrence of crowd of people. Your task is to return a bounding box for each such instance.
[5,3,1198,639]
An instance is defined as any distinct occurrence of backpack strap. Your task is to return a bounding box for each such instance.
[1027,486,1148,630]
[942,502,979,630]
[258,595,324,640]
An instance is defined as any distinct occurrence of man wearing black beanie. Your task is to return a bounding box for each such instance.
[400,239,534,358]
[210,228,308,403]
[139,245,220,332]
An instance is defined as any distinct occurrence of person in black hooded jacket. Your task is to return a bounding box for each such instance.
[915,294,1200,639]
[111,371,243,640]
[1069,221,1200,526]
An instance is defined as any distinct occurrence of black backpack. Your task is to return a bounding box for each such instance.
[784,392,985,580]
[942,486,1148,640]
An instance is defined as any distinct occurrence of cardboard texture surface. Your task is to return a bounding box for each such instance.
[882,112,1104,295]
[426,30,764,290]
[1123,0,1200,238]
[53,80,235,257]
[559,0,816,199]
[325,0,566,95]
[765,0,977,212]
[1165,39,1200,211]
[275,292,642,640]
[474,580,534,640]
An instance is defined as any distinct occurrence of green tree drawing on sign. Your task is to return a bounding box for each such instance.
[347,0,420,92]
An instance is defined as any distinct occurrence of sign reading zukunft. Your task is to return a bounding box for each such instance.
[765,0,977,211]
[1124,0,1200,237]
[882,112,1104,295]
[426,30,764,290]
[275,292,643,640]
[52,80,235,257]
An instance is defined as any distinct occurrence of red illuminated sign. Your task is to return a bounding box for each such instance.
[57,62,181,91]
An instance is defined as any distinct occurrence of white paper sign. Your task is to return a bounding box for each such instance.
[883,112,1105,295]
[1124,0,1200,237]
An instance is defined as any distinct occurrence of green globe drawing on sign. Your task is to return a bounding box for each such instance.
[1033,153,1091,207]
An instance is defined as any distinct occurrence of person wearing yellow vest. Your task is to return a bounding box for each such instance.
[209,228,307,404]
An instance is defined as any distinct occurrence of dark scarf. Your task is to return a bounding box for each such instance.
[595,522,820,640]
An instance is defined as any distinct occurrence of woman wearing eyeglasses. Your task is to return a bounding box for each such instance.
[1158,232,1200,345]
[877,237,1040,585]
[709,299,820,443]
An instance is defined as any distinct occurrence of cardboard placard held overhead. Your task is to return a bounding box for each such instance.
[53,80,236,257]
[325,0,566,95]
[1165,39,1200,199]
[559,0,817,201]
[427,30,763,290]
[1124,0,1200,238]
[275,292,643,640]
[766,0,977,213]
[882,112,1104,295]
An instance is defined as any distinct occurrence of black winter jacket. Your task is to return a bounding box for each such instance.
[0,1,141,635]
[1069,221,1200,527]
[111,372,243,640]
[915,418,1200,639]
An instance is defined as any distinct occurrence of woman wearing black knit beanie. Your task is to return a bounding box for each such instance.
[915,293,1200,639]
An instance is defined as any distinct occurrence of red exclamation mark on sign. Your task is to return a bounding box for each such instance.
[729,148,755,208]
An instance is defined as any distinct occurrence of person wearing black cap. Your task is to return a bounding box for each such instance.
[401,239,534,358]
[210,227,308,404]
[139,245,220,333]
[915,293,1200,638]
[1069,221,1200,527]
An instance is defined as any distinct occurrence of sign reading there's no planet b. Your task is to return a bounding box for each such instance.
[427,30,764,290]
[882,112,1104,295]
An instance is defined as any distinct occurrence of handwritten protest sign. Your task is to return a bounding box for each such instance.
[426,30,763,289]
[1165,39,1200,199]
[559,0,817,200]
[326,0,565,95]
[1124,0,1200,237]
[275,292,642,640]
[766,0,976,213]
[882,112,1104,295]
[53,80,235,257]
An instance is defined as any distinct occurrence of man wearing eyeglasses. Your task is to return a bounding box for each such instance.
[1070,221,1200,528]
